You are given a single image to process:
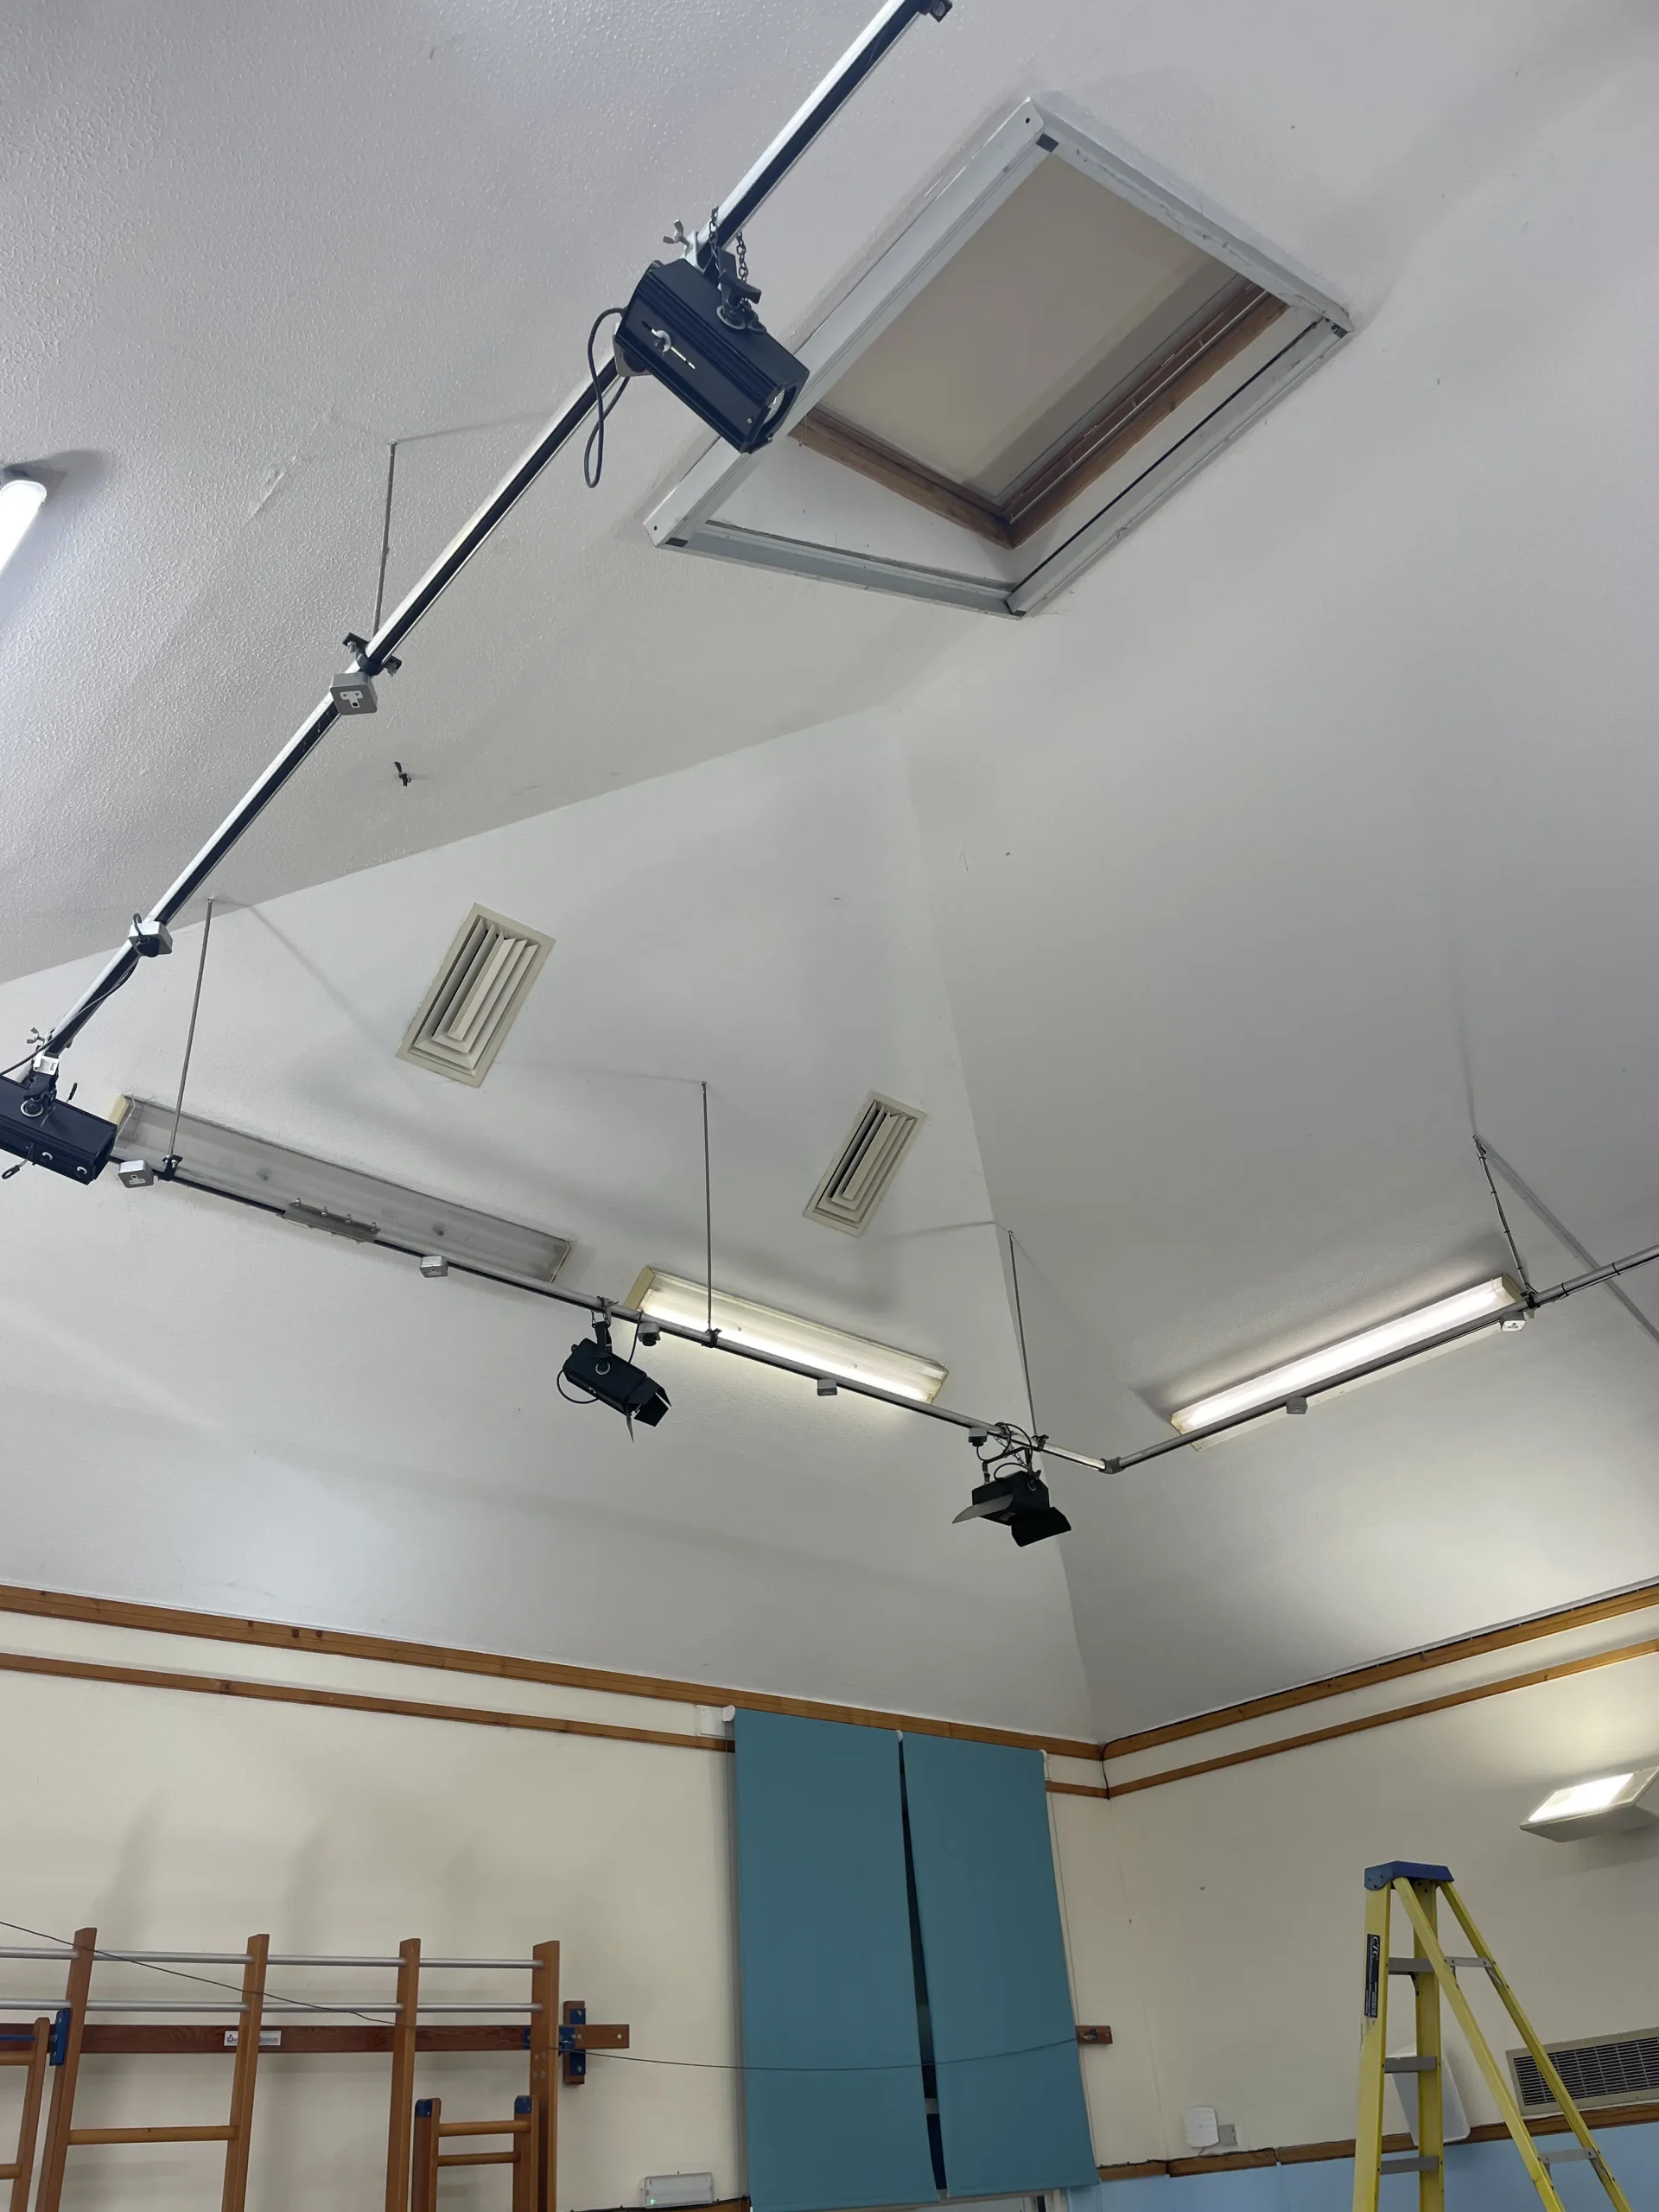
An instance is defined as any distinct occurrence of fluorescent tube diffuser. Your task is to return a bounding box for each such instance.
[116,1096,571,1282]
[1169,1275,1524,1440]
[1522,1769,1659,1841]
[626,1268,947,1402]
[0,474,47,576]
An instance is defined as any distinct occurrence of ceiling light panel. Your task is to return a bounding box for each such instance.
[398,904,553,1087]
[627,1268,947,1402]
[0,474,47,576]
[1169,1276,1524,1440]
[117,1096,571,1281]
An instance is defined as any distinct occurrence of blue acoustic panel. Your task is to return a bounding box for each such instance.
[732,1709,938,2212]
[900,1732,1099,2195]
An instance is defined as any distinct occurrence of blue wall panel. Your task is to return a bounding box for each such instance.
[1076,2117,1658,2212]
[732,1710,938,2212]
[901,1732,1098,2195]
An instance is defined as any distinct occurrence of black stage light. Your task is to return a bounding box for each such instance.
[0,1071,119,1185]
[616,251,807,454]
[562,1326,670,1428]
[953,1470,1071,1547]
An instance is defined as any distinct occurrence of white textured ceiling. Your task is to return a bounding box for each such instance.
[4,0,1659,1739]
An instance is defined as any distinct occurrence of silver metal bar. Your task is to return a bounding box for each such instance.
[38,0,952,1062]
[264,1956,539,1970]
[1529,1236,1659,1306]
[699,0,949,254]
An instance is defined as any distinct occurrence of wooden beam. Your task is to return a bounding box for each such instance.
[68,2126,235,2145]
[0,1580,1100,1760]
[35,1924,94,2212]
[1108,1632,1659,1797]
[73,2024,536,2056]
[0,1649,724,1757]
[527,1943,557,2212]
[412,2099,440,2212]
[385,1939,421,2212]
[1104,1579,1659,1758]
[4,2018,49,2212]
[789,411,1014,545]
[220,1932,267,2212]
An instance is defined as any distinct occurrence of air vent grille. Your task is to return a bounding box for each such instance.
[398,905,552,1087]
[1511,2033,1659,2113]
[805,1093,925,1236]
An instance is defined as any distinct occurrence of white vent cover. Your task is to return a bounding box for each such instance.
[805,1093,925,1236]
[398,905,552,1087]
[1512,2031,1659,2113]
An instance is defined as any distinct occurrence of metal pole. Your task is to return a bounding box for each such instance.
[37,0,955,1063]
[698,0,950,256]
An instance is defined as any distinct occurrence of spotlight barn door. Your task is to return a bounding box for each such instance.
[901,1735,1098,2196]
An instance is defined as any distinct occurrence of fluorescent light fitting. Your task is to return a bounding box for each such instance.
[1522,1767,1659,1840]
[115,1096,571,1283]
[0,474,47,576]
[1169,1275,1523,1437]
[626,1268,947,1402]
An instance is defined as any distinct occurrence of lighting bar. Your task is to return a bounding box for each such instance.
[0,473,47,576]
[116,1096,571,1283]
[1169,1275,1524,1439]
[627,1268,947,1402]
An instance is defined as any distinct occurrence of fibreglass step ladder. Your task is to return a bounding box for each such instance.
[1353,1861,1631,2212]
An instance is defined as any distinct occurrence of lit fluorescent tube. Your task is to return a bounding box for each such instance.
[626,1268,947,1402]
[0,474,47,576]
[1169,1275,1523,1438]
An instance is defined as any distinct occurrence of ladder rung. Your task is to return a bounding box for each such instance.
[1389,1957,1434,1974]
[1446,1955,1494,1973]
[1540,2146,1595,2164]
[1381,2155,1440,2175]
[1384,2056,1438,2073]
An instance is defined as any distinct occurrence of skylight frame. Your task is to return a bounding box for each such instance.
[646,99,1351,618]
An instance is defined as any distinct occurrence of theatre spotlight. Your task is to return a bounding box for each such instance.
[561,1321,670,1429]
[953,1431,1071,1548]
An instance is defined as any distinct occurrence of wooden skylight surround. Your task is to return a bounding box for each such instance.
[648,102,1351,618]
[792,274,1287,550]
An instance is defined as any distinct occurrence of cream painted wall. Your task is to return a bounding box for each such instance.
[0,1617,742,2212]
[1056,1637,1659,2165]
[4,1599,1659,2202]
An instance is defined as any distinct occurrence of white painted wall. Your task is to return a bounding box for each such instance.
[0,714,1089,1740]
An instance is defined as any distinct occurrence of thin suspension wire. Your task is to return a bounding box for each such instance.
[702,1080,714,1337]
[166,898,215,1165]
[372,440,399,632]
[1007,1231,1039,1435]
[1473,1134,1534,1296]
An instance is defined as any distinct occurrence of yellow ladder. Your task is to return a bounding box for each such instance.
[1353,1861,1631,2212]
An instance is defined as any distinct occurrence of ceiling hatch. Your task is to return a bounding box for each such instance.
[647,101,1350,618]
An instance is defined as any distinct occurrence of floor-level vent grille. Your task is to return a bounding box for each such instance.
[1511,2032,1659,2113]
[804,1093,925,1236]
[398,904,552,1087]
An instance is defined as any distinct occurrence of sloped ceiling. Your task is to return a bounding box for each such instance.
[4,0,1659,1739]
